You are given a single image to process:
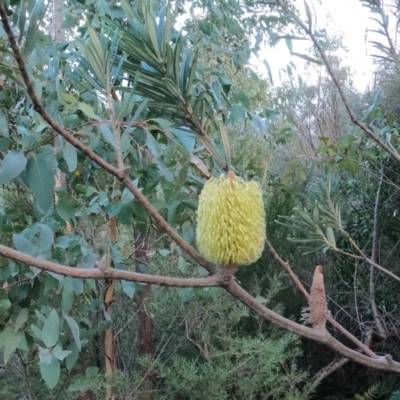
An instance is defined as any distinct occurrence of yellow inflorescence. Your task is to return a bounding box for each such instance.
[196,172,266,266]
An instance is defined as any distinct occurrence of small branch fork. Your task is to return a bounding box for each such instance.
[1,2,400,374]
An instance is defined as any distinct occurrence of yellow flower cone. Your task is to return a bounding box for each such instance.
[196,171,266,267]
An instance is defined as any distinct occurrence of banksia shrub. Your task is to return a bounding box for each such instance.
[196,171,266,267]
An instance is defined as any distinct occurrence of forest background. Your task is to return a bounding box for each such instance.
[1,0,400,399]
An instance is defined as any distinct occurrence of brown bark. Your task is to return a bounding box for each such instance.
[104,179,120,400]
[0,244,221,286]
[104,274,116,400]
[134,227,155,398]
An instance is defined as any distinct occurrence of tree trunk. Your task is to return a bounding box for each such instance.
[135,227,155,399]
[104,179,120,400]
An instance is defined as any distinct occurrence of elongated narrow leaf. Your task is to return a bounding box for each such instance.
[145,9,161,60]
[64,313,81,350]
[86,23,105,62]
[291,52,323,65]
[24,0,46,56]
[219,124,231,167]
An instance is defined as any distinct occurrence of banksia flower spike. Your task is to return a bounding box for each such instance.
[196,171,266,272]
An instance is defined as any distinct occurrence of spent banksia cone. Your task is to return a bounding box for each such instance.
[196,171,266,267]
[302,265,328,330]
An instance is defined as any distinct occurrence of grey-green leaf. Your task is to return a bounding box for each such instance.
[13,234,35,256]
[64,313,81,350]
[26,155,55,215]
[40,356,60,389]
[62,277,74,312]
[42,309,60,348]
[0,150,27,186]
[15,308,29,330]
[63,142,78,172]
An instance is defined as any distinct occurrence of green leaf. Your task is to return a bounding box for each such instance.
[62,277,74,312]
[56,193,76,223]
[298,169,307,181]
[121,280,136,298]
[0,139,9,151]
[99,124,115,147]
[291,52,323,65]
[180,287,193,303]
[121,187,135,203]
[230,104,246,123]
[0,108,9,138]
[105,201,122,217]
[39,346,53,364]
[13,234,35,255]
[37,224,54,253]
[40,356,60,389]
[60,92,78,104]
[15,308,29,330]
[177,256,187,273]
[0,327,13,348]
[27,155,55,215]
[170,128,195,153]
[30,324,42,341]
[23,0,46,56]
[63,142,78,172]
[167,201,179,225]
[66,340,79,371]
[326,227,336,248]
[86,22,105,64]
[146,132,173,182]
[42,309,60,348]
[52,344,71,361]
[132,201,149,233]
[3,330,24,364]
[0,150,27,185]
[73,278,84,295]
[64,313,81,350]
[77,102,97,119]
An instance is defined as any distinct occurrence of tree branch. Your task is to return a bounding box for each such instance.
[0,244,221,287]
[265,239,378,359]
[275,0,400,165]
[226,278,400,372]
[311,357,348,385]
[370,164,386,337]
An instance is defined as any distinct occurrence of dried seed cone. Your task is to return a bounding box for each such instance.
[306,265,328,330]
[196,172,266,266]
